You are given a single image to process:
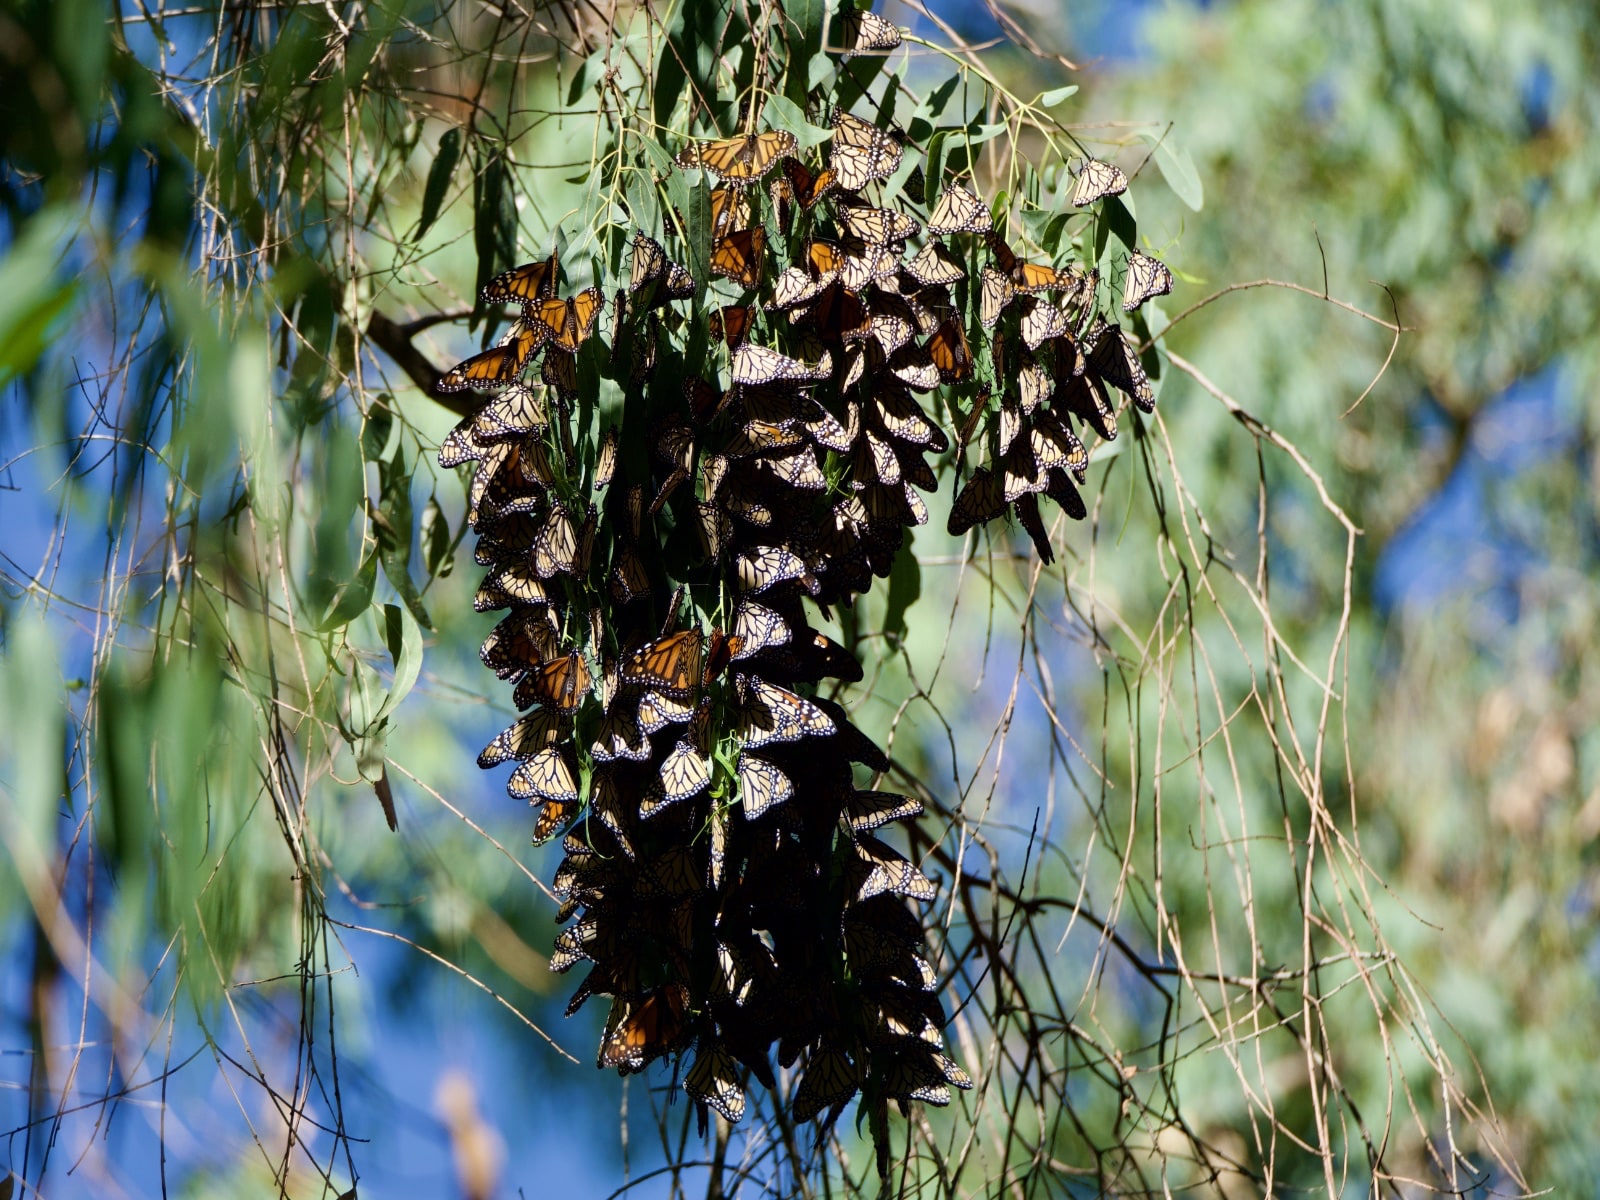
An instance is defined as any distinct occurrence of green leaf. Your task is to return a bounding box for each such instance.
[361,396,394,461]
[421,496,453,580]
[415,126,461,243]
[764,94,832,148]
[1037,85,1079,108]
[472,150,517,302]
[1138,130,1204,212]
[373,602,424,726]
[784,0,827,105]
[319,551,379,632]
[883,544,921,648]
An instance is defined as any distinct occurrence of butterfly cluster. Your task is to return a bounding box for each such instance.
[435,25,1169,1141]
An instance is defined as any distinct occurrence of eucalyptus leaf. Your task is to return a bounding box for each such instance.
[415,126,461,243]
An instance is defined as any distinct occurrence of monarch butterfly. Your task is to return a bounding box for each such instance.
[592,703,651,763]
[837,241,900,292]
[904,240,966,288]
[1071,156,1128,207]
[852,310,914,356]
[629,231,668,293]
[926,318,972,382]
[768,265,830,312]
[521,651,590,713]
[846,789,923,834]
[978,265,1014,329]
[541,344,577,396]
[758,445,828,490]
[479,608,560,677]
[437,420,481,469]
[794,282,868,342]
[1017,361,1052,414]
[927,183,991,235]
[592,426,618,490]
[437,324,541,392]
[828,111,902,191]
[736,676,834,748]
[610,542,651,605]
[636,846,703,901]
[472,382,548,442]
[878,1050,953,1106]
[711,226,766,289]
[1084,320,1155,411]
[850,834,937,902]
[684,1043,746,1123]
[507,745,578,804]
[527,287,604,353]
[637,688,696,735]
[731,600,791,658]
[1059,370,1118,441]
[736,545,808,593]
[531,796,579,845]
[856,427,901,487]
[477,708,567,768]
[1044,465,1089,520]
[997,402,1023,457]
[1030,412,1089,479]
[783,157,837,209]
[806,238,847,280]
[704,628,742,683]
[652,701,711,808]
[837,203,920,245]
[797,398,852,452]
[696,500,733,558]
[599,985,688,1074]
[480,249,560,306]
[724,419,804,458]
[623,628,703,698]
[586,766,637,858]
[792,1045,860,1123]
[1012,491,1055,565]
[770,173,794,236]
[1121,249,1173,313]
[709,304,755,348]
[736,753,794,819]
[1019,296,1070,351]
[885,342,941,392]
[947,467,1006,535]
[528,502,575,578]
[709,186,752,238]
[684,375,725,426]
[872,386,946,449]
[989,232,1083,294]
[730,343,829,386]
[836,8,902,55]
[676,129,797,185]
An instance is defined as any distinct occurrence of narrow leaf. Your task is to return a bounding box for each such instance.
[415,127,461,243]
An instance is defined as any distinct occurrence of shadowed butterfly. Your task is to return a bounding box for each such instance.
[648,701,712,811]
[1019,296,1070,351]
[736,546,808,593]
[792,1045,860,1123]
[677,130,797,185]
[849,834,937,902]
[685,1042,745,1122]
[599,985,688,1074]
[709,304,755,348]
[472,382,548,442]
[731,599,791,658]
[437,420,481,469]
[736,676,834,748]
[947,467,1006,536]
[710,186,751,238]
[1013,491,1054,564]
[926,319,972,382]
[1084,319,1155,411]
[592,702,651,763]
[637,688,696,735]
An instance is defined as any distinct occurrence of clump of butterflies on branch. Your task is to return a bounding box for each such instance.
[430,0,1170,1169]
